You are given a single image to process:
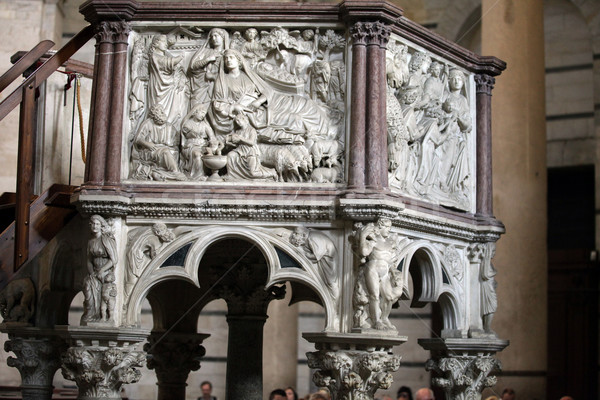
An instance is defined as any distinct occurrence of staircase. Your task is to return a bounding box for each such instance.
[0,26,94,290]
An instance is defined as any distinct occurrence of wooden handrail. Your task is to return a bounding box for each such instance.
[0,25,94,122]
[0,40,54,93]
[0,24,95,272]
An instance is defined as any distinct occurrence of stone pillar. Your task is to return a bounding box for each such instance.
[60,327,147,400]
[86,22,114,185]
[3,328,67,400]
[365,21,390,191]
[304,333,405,400]
[481,0,547,396]
[105,21,131,186]
[420,338,509,400]
[474,73,495,217]
[347,22,368,191]
[145,332,209,400]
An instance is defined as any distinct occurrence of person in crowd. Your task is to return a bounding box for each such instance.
[501,388,515,400]
[269,388,287,400]
[285,387,299,400]
[415,388,434,400]
[397,386,413,400]
[198,381,216,400]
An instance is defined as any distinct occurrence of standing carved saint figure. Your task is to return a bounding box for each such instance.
[480,243,497,335]
[189,28,229,108]
[351,218,405,331]
[289,226,339,300]
[148,34,188,129]
[81,215,118,324]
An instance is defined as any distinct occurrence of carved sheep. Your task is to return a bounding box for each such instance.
[310,139,342,168]
[311,165,342,183]
[258,144,300,182]
[285,144,312,182]
[0,278,35,323]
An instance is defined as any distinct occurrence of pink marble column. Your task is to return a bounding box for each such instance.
[475,73,495,216]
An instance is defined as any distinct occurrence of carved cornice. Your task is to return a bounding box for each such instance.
[307,349,401,399]
[474,74,496,95]
[5,337,66,386]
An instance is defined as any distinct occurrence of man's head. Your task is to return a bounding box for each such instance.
[501,388,515,400]
[415,388,434,400]
[269,389,287,400]
[200,381,212,398]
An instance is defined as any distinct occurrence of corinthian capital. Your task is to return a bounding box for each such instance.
[94,21,132,44]
[5,336,66,387]
[474,74,496,95]
[307,349,401,400]
[365,21,391,47]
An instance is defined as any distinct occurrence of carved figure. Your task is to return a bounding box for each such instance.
[81,215,118,324]
[100,271,117,322]
[210,49,330,139]
[241,28,266,68]
[311,138,342,168]
[180,105,218,180]
[189,28,229,107]
[289,226,339,300]
[225,112,278,181]
[129,38,149,128]
[148,35,188,129]
[350,218,405,331]
[292,29,317,77]
[311,165,342,183]
[480,243,497,334]
[131,104,186,181]
[0,278,35,323]
[257,143,300,182]
[309,60,331,103]
[124,223,176,306]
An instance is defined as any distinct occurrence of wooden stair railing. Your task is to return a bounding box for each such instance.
[0,24,95,283]
[0,40,55,94]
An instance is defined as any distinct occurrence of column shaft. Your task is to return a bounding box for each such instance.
[348,33,367,190]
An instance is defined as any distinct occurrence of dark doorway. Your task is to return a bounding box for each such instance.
[547,165,598,400]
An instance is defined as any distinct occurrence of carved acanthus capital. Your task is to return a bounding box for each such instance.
[220,280,286,316]
[94,22,113,44]
[61,345,145,399]
[307,349,401,400]
[109,21,132,44]
[365,21,391,47]
[5,336,66,387]
[349,22,369,46]
[467,243,485,263]
[144,333,208,384]
[474,74,496,95]
[426,355,501,400]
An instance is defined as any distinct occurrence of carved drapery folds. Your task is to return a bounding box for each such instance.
[386,37,474,210]
[127,26,346,184]
[61,344,145,399]
[468,242,498,337]
[307,348,401,400]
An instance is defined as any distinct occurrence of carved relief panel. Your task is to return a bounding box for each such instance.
[386,35,475,211]
[126,25,347,184]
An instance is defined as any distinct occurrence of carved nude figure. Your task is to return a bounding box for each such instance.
[131,104,186,181]
[189,28,229,107]
[351,218,404,331]
[82,215,117,324]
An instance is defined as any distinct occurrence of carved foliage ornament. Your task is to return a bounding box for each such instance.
[426,356,501,400]
[5,337,66,386]
[307,350,401,400]
[95,21,132,44]
[127,26,346,184]
[144,336,206,384]
[386,37,474,211]
[61,346,145,399]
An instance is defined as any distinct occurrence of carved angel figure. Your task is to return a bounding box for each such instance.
[81,215,117,324]
[350,218,405,331]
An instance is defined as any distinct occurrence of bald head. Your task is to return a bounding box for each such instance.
[415,388,434,400]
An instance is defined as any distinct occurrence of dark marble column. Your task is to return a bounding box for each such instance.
[347,23,368,191]
[365,21,390,191]
[86,22,114,185]
[475,73,496,216]
[145,332,209,400]
[105,22,131,185]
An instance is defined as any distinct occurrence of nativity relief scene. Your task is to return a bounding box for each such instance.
[386,38,474,211]
[128,26,346,184]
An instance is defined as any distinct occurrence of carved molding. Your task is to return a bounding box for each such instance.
[307,349,401,400]
[61,345,145,399]
[426,355,501,400]
[5,336,66,387]
[474,74,495,95]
